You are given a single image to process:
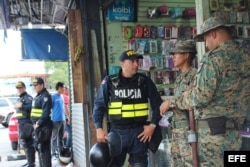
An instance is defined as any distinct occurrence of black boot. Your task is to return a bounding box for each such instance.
[20,163,28,167]
[40,152,51,167]
[25,148,36,167]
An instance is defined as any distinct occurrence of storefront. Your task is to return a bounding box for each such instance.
[68,0,250,166]
[103,1,196,166]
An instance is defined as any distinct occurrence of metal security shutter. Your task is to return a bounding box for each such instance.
[67,22,90,166]
[71,103,90,167]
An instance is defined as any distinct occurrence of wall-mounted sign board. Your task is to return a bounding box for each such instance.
[107,0,137,22]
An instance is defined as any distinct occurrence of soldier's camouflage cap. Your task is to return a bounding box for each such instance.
[194,16,232,42]
[169,41,197,54]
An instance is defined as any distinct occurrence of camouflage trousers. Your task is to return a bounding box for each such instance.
[170,127,242,167]
[171,127,192,167]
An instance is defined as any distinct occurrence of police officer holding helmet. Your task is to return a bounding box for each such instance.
[92,50,162,167]
[14,81,35,167]
[31,77,53,167]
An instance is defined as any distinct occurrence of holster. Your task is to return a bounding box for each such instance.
[19,123,34,139]
[33,125,52,142]
[148,125,162,153]
[207,116,226,135]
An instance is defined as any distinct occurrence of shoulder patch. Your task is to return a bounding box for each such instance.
[43,97,48,102]
[101,79,106,85]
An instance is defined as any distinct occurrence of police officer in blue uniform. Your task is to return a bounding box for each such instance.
[15,81,35,167]
[92,50,162,167]
[31,77,53,167]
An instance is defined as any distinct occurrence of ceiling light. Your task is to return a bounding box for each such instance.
[28,22,33,29]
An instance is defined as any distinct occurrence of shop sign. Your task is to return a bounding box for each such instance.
[107,0,136,22]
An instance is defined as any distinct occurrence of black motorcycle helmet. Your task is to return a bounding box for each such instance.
[107,131,122,158]
[89,142,111,167]
[58,146,72,165]
[89,132,122,167]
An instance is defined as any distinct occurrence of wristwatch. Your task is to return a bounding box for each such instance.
[150,123,156,128]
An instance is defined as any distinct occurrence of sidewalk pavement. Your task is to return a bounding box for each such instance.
[0,153,74,167]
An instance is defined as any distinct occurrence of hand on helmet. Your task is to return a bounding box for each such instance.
[96,128,108,142]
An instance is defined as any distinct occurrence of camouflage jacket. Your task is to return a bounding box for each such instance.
[170,67,197,121]
[175,40,250,119]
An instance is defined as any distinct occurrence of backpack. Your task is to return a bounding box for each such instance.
[157,5,169,16]
[182,8,196,19]
[169,7,183,19]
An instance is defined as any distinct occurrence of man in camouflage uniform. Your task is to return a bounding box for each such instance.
[160,41,197,167]
[161,16,250,166]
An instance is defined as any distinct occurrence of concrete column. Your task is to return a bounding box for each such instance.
[195,0,210,61]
